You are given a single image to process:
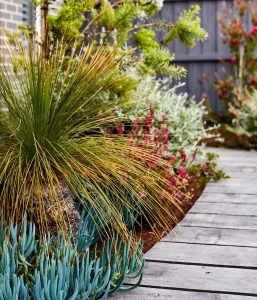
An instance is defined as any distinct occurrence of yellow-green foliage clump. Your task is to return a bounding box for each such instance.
[0,38,180,237]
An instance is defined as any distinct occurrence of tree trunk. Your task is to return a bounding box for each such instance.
[41,0,49,56]
[41,181,80,237]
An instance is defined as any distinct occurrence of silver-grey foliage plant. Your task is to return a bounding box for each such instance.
[125,77,215,154]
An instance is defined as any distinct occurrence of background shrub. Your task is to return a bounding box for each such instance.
[215,0,257,111]
[117,77,213,156]
[229,92,257,149]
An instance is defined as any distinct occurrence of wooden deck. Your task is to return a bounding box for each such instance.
[110,148,257,300]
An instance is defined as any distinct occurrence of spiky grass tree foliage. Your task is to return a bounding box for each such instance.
[0,213,144,300]
[0,38,180,237]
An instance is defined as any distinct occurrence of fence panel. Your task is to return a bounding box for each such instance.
[160,0,235,110]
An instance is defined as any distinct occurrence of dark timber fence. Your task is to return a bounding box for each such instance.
[161,0,235,111]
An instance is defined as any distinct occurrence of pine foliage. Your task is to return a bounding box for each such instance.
[162,5,207,47]
[31,0,208,78]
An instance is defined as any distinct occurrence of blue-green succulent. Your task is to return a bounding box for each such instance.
[0,210,144,300]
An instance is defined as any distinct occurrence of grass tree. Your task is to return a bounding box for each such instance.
[31,0,50,55]
[0,38,180,237]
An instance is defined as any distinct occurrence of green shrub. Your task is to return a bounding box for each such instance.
[120,77,214,155]
[229,92,257,149]
[30,0,207,78]
[215,0,257,111]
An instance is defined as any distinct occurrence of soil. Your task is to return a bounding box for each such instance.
[135,175,205,253]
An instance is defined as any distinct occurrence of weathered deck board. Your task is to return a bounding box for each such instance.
[190,202,257,216]
[220,171,257,178]
[111,148,257,299]
[182,213,257,230]
[163,226,257,247]
[110,288,257,300]
[199,193,257,204]
[220,166,257,173]
[208,179,257,186]
[204,184,257,194]
[127,262,257,295]
[145,243,257,267]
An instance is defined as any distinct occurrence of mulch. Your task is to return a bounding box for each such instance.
[135,175,205,253]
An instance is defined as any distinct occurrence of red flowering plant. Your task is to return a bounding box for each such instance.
[215,0,257,118]
[104,104,227,216]
[113,105,192,203]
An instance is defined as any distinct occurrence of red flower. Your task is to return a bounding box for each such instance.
[180,149,187,163]
[161,134,169,143]
[177,166,189,179]
[116,123,125,134]
[250,77,257,85]
[147,154,159,168]
[167,178,176,191]
[169,178,176,185]
[153,129,159,135]
[230,56,237,65]
[253,25,257,33]
[149,105,154,117]
[153,129,159,142]
[147,160,157,168]
[145,116,153,127]
[249,25,257,36]
[230,39,240,47]
[162,127,169,135]
[162,114,168,123]
[133,118,140,133]
[168,155,176,162]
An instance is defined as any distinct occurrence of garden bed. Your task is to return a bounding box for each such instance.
[206,125,251,150]
[135,174,205,253]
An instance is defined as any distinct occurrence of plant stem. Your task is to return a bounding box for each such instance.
[81,0,125,35]
[41,0,49,56]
